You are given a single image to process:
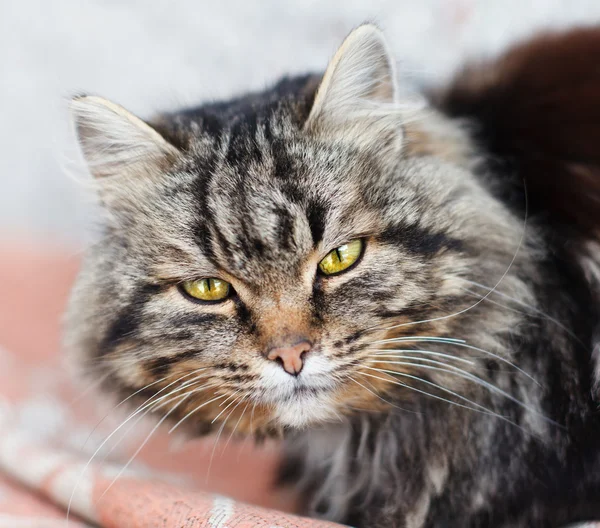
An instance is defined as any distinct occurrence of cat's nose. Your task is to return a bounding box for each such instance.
[267,340,312,376]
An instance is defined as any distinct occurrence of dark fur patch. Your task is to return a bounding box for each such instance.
[380,222,463,256]
[155,74,320,147]
[439,27,600,240]
[99,282,163,355]
[306,198,329,245]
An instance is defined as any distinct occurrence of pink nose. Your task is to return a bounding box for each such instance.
[267,340,312,376]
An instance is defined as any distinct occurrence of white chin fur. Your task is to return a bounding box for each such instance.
[258,355,340,428]
[273,392,340,428]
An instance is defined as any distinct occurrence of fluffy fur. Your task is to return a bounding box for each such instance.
[65,24,600,527]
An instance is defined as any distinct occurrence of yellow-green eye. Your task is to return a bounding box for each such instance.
[181,278,231,302]
[318,239,364,276]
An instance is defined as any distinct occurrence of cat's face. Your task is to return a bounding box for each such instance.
[66,25,525,435]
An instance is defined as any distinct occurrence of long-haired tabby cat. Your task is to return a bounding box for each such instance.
[65,24,600,528]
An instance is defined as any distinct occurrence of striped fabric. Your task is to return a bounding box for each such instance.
[0,344,344,528]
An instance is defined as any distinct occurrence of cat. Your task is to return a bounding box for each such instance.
[65,23,600,528]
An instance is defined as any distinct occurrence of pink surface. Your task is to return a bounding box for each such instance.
[0,239,344,527]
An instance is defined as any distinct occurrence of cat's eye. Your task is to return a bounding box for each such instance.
[180,278,232,303]
[318,239,364,276]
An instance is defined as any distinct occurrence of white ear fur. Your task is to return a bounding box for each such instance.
[70,96,178,179]
[305,24,401,146]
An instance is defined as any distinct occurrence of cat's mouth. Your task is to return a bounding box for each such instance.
[259,354,336,396]
[259,369,336,400]
[257,356,341,427]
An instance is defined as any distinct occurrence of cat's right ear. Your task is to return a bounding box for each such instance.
[70,95,179,180]
[304,24,402,155]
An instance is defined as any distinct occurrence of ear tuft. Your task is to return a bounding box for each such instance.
[70,96,178,179]
[305,24,400,136]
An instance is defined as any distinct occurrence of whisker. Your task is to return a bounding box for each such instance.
[249,400,258,436]
[224,399,250,451]
[369,180,528,334]
[460,279,586,349]
[373,336,466,345]
[66,371,112,407]
[358,370,501,417]
[99,379,221,464]
[237,404,255,463]
[207,394,246,482]
[96,392,192,503]
[168,393,227,434]
[66,368,206,523]
[363,365,557,433]
[357,370,532,436]
[348,376,417,414]
[77,376,168,454]
[462,287,533,316]
[373,339,540,385]
[95,385,183,465]
[211,391,243,423]
[365,358,556,425]
[371,349,475,365]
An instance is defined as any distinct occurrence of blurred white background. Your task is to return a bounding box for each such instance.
[2,0,600,244]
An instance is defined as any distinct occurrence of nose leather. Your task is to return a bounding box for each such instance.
[267,340,311,376]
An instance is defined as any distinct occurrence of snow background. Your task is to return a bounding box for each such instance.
[2,0,600,244]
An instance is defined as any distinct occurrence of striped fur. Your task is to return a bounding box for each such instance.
[65,24,600,527]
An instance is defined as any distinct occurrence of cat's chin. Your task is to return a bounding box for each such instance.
[272,390,340,429]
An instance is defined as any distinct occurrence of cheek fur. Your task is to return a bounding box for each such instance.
[72,240,473,436]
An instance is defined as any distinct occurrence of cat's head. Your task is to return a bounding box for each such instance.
[65,24,527,435]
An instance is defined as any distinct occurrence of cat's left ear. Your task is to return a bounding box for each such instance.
[70,95,179,180]
[305,24,402,153]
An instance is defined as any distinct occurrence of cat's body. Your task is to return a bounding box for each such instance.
[65,25,600,527]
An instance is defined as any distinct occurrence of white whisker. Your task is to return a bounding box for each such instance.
[66,368,206,523]
[366,362,562,427]
[373,336,466,345]
[358,370,500,417]
[224,399,250,451]
[211,390,242,424]
[77,375,168,454]
[373,338,539,385]
[207,394,246,482]
[168,392,227,434]
[371,349,475,365]
[249,400,258,436]
[96,392,191,502]
[348,376,417,413]
[369,180,528,334]
[365,358,555,425]
[462,287,532,316]
[460,279,586,348]
[358,370,531,435]
[67,371,112,407]
[99,379,221,464]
